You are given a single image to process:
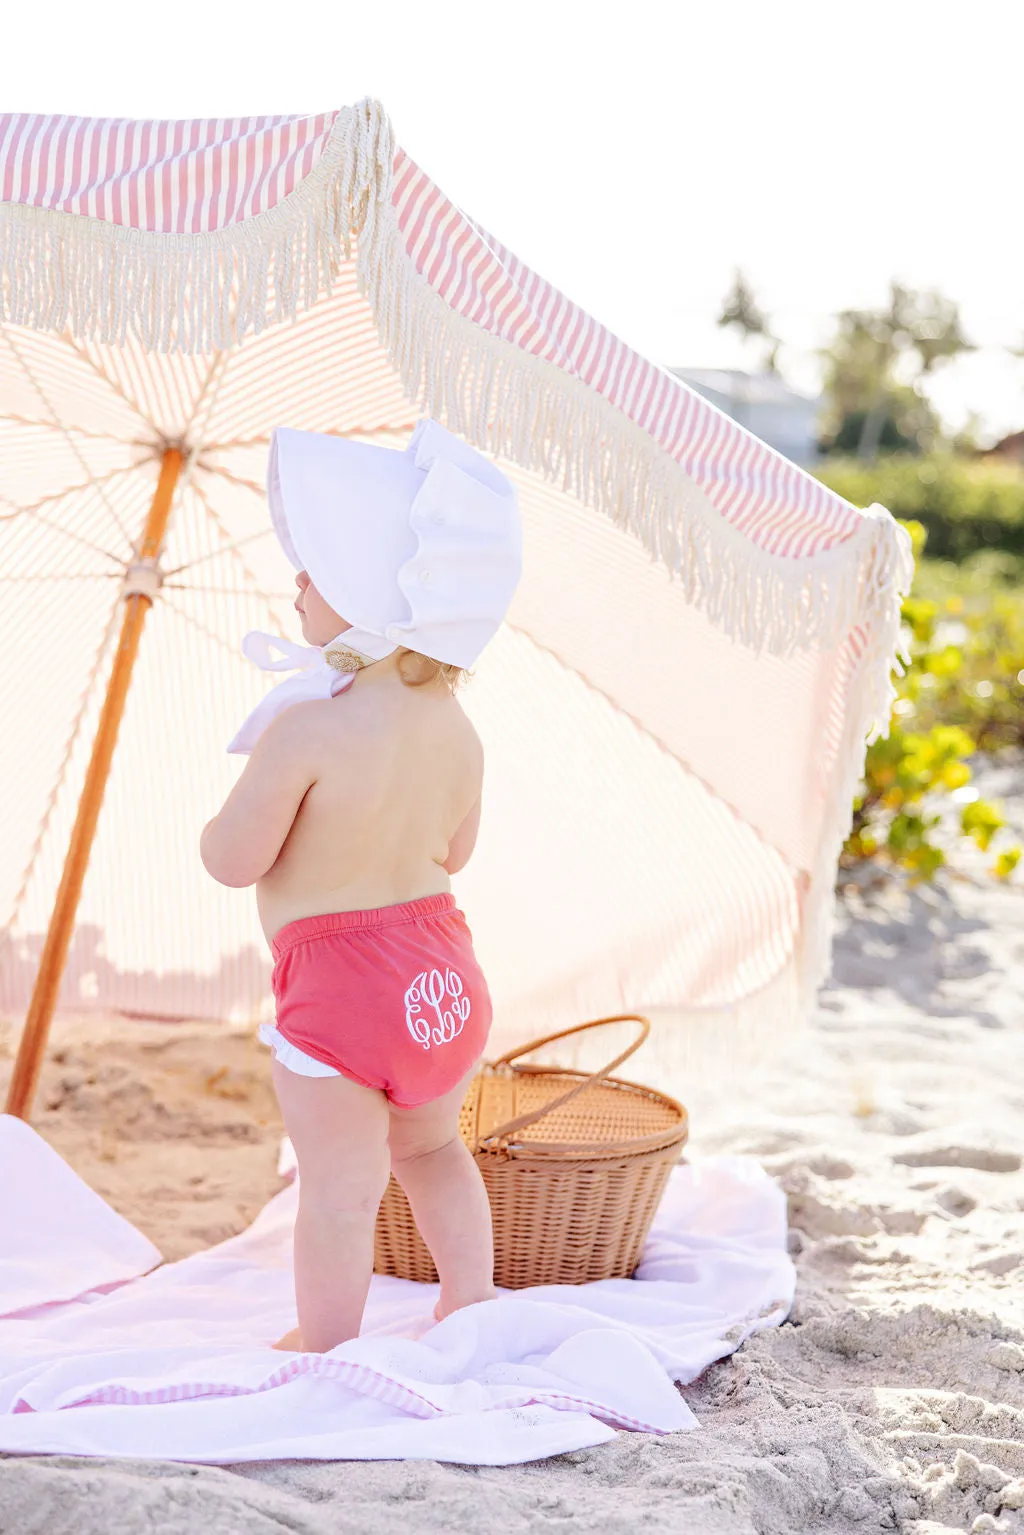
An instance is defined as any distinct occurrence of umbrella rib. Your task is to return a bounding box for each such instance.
[0,573,118,584]
[56,330,163,441]
[194,425,420,499]
[6,598,123,931]
[9,463,140,520]
[161,526,274,579]
[183,353,230,440]
[501,619,788,867]
[167,351,232,516]
[52,337,228,560]
[161,589,274,658]
[200,424,418,453]
[163,582,295,598]
[197,464,266,497]
[25,509,127,567]
[1,412,146,447]
[172,479,291,631]
[1,328,135,551]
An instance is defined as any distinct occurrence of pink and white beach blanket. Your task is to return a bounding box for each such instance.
[0,1115,793,1465]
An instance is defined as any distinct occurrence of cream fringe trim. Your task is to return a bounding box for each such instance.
[0,96,914,1026]
[0,107,375,354]
[485,961,805,1089]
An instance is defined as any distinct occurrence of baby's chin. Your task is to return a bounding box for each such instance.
[301,612,349,648]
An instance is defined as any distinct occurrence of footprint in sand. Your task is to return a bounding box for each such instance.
[970,1251,1022,1276]
[892,1145,1022,1173]
[934,1186,979,1217]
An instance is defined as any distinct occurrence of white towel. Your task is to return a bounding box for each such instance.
[0,1116,794,1465]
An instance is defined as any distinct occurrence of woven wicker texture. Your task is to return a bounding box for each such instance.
[374,1015,688,1288]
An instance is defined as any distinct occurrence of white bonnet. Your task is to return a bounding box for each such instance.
[267,419,521,668]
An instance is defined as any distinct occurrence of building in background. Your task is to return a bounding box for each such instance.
[671,368,822,467]
[978,430,1024,466]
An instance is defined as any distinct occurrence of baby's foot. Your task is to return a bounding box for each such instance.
[434,1287,498,1323]
[272,1326,304,1351]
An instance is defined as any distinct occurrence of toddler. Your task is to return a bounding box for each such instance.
[200,420,521,1352]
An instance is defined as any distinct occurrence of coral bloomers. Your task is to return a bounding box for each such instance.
[265,894,492,1106]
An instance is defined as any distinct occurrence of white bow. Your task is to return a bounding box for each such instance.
[227,631,355,755]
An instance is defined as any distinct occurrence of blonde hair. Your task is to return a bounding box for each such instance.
[395,647,468,694]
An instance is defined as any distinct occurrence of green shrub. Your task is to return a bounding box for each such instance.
[843,522,1023,881]
[907,548,1024,753]
[817,454,1024,560]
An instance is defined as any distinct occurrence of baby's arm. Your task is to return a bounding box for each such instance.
[443,722,484,876]
[200,706,317,887]
[443,795,482,875]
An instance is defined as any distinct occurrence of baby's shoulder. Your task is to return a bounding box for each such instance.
[263,698,353,756]
[443,693,483,764]
[406,690,483,786]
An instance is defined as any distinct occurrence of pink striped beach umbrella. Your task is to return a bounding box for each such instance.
[0,100,911,1116]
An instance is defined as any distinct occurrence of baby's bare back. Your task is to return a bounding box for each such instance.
[256,670,483,940]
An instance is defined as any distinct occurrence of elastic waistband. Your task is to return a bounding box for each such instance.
[271,892,459,957]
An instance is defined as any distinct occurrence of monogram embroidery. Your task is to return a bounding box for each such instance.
[404,967,471,1050]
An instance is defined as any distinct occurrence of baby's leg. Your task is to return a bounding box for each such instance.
[271,1059,390,1352]
[388,1073,497,1321]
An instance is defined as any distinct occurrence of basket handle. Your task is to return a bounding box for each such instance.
[476,1013,651,1148]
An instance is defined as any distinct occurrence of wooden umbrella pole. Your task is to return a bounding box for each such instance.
[5,446,184,1120]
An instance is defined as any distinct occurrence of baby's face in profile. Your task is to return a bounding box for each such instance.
[294,570,349,647]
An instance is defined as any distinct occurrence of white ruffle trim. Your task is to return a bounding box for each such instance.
[258,1021,340,1078]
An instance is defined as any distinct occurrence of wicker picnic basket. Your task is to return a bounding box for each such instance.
[374,1014,688,1288]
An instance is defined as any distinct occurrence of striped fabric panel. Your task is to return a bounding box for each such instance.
[64,1355,442,1417]
[58,1359,671,1434]
[0,112,338,233]
[391,147,861,558]
[0,111,863,557]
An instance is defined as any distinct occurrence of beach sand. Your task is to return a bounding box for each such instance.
[0,1014,287,1264]
[2,788,1024,1533]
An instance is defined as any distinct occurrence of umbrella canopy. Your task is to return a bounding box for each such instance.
[0,100,911,1089]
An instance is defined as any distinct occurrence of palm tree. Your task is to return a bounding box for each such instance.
[717,271,779,373]
[821,282,974,459]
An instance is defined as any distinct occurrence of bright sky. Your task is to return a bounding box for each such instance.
[5,0,1022,441]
